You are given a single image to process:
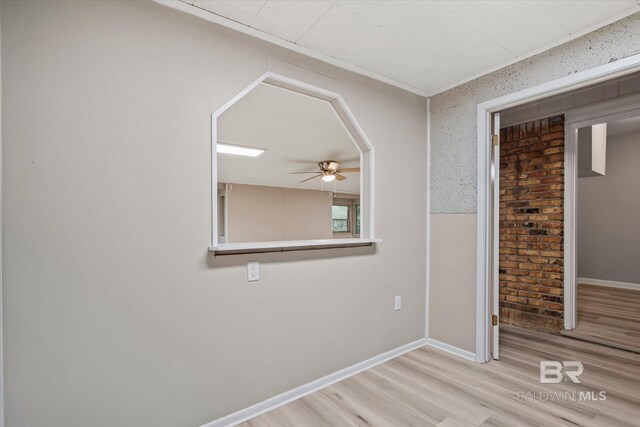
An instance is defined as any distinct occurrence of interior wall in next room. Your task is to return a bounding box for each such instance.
[225,183,332,243]
[578,131,640,285]
[499,115,564,333]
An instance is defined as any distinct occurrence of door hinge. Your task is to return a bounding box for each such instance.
[492,135,499,146]
[491,314,499,326]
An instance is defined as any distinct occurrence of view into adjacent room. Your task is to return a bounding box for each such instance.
[569,114,640,352]
[216,82,361,244]
[497,71,640,354]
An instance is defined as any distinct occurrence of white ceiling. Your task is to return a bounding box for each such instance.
[218,82,361,193]
[168,0,640,96]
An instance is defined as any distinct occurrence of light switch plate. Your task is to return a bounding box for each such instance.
[247,261,259,282]
[394,296,401,311]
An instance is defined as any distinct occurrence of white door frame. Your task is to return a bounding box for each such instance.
[476,53,640,363]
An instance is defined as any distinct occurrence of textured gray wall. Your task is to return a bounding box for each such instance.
[578,133,640,284]
[431,13,640,214]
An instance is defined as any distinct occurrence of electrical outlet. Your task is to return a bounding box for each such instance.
[394,296,402,311]
[247,261,259,282]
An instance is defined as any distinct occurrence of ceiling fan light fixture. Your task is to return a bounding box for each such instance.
[321,174,336,182]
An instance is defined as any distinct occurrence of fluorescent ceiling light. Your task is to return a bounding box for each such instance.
[217,143,264,157]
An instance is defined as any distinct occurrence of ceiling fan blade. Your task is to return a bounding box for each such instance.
[300,174,321,183]
[335,173,347,181]
[336,167,360,173]
[290,171,320,174]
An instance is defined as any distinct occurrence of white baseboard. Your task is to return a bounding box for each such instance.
[578,277,640,291]
[424,338,476,362]
[201,338,428,427]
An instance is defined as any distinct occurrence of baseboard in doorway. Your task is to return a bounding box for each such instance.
[201,338,428,427]
[578,277,640,291]
[424,338,476,362]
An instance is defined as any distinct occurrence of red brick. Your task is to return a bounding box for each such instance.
[499,115,564,334]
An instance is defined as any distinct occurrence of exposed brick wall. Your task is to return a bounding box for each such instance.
[499,115,564,333]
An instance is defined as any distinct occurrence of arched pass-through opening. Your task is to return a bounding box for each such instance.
[209,72,378,255]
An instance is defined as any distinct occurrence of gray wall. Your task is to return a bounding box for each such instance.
[429,13,640,353]
[429,214,476,351]
[578,132,640,284]
[1,1,427,426]
[225,184,333,243]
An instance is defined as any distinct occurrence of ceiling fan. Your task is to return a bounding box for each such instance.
[290,160,360,183]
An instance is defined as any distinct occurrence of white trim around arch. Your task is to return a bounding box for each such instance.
[209,72,379,255]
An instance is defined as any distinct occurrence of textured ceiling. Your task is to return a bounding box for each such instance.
[165,0,640,96]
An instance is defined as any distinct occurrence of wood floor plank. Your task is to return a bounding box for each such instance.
[240,326,640,426]
[562,284,640,353]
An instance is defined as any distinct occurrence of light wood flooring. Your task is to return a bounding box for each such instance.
[562,284,640,353]
[242,325,640,426]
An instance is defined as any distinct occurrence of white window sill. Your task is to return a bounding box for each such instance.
[209,238,381,255]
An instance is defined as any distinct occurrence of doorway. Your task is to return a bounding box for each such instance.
[497,115,566,335]
[561,112,640,353]
[492,85,640,359]
[476,54,640,363]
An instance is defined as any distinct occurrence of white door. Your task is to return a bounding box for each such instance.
[490,112,500,360]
